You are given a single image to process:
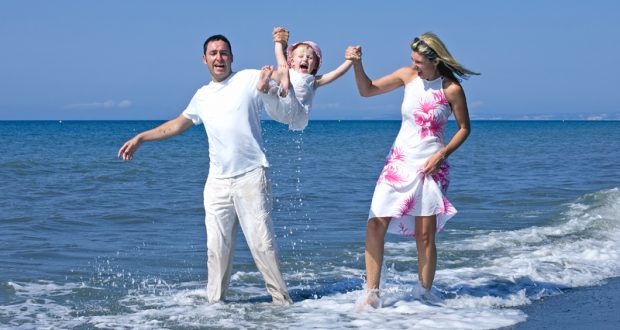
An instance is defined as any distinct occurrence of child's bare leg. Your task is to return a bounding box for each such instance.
[257,65,274,93]
[277,63,289,97]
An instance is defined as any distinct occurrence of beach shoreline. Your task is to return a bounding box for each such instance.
[509,276,620,330]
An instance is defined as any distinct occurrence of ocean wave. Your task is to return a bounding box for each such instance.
[1,188,618,329]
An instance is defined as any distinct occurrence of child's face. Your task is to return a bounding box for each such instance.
[290,45,317,75]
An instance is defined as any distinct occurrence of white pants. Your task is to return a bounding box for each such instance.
[203,166,292,304]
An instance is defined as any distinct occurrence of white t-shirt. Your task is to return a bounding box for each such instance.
[182,70,269,178]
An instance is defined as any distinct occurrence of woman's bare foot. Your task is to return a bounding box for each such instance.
[354,289,382,311]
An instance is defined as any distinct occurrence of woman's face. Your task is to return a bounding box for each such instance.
[412,51,439,80]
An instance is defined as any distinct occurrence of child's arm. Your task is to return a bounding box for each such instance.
[315,47,354,87]
[315,60,352,87]
[273,27,290,96]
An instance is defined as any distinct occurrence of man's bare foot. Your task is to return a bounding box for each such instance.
[257,65,274,93]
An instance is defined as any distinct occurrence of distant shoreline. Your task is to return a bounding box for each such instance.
[1,119,620,122]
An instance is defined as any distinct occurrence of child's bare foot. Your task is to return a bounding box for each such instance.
[257,65,274,93]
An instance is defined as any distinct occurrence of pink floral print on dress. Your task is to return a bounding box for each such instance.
[397,194,416,217]
[414,100,436,139]
[398,221,414,237]
[437,195,456,216]
[368,76,457,238]
[432,90,447,106]
[431,161,451,192]
[377,147,407,186]
[414,91,449,140]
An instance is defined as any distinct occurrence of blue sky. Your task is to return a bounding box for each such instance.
[1,0,618,120]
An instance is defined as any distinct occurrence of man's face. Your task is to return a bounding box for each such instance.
[203,40,233,82]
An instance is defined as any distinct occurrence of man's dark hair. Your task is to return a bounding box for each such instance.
[203,34,232,55]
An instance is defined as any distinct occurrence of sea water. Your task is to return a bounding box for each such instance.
[0,120,619,329]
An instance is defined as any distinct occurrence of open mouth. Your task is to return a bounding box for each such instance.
[300,64,309,70]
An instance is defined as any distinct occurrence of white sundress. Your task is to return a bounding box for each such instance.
[368,76,457,237]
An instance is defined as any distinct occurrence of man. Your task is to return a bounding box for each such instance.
[118,34,293,305]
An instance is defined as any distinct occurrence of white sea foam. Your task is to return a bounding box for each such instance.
[437,188,620,288]
[1,188,619,329]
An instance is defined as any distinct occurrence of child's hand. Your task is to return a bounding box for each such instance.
[273,27,289,46]
[345,46,362,61]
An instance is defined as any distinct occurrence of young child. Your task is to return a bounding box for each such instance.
[257,27,353,131]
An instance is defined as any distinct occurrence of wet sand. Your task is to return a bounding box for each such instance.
[509,277,620,329]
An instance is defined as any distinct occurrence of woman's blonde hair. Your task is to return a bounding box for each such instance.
[410,32,479,81]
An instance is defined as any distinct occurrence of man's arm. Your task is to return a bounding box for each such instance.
[117,114,194,161]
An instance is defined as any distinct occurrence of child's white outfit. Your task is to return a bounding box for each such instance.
[261,69,316,131]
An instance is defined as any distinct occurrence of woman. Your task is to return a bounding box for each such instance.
[347,33,479,308]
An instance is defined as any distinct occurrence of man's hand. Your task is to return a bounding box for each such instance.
[273,27,289,46]
[118,137,142,161]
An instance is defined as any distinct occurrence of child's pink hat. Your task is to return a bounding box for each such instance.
[287,41,322,75]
